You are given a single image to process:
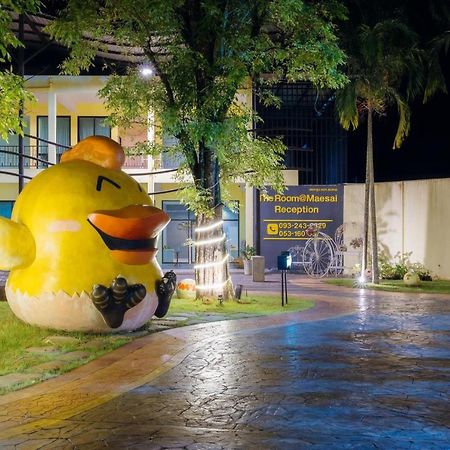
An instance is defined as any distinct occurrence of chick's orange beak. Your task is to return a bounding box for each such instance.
[87,205,170,265]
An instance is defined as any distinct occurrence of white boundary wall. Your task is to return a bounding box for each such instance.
[344,178,450,280]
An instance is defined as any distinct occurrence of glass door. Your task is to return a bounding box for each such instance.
[161,201,195,264]
[161,201,240,265]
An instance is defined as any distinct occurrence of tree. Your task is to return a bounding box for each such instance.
[47,0,346,299]
[336,19,423,283]
[0,0,40,139]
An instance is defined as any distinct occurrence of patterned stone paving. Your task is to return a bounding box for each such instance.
[0,279,449,448]
[0,272,7,301]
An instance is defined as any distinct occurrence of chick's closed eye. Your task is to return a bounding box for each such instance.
[96,176,121,191]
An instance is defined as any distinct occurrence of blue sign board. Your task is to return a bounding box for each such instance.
[257,185,344,269]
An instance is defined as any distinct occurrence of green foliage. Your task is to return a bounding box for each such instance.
[325,278,450,294]
[378,253,409,280]
[241,244,256,260]
[0,0,40,138]
[424,31,450,102]
[47,0,347,214]
[0,1,41,62]
[378,251,433,281]
[0,72,35,139]
[336,19,423,148]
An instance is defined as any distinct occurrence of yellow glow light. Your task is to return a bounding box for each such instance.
[194,254,229,269]
[195,220,224,233]
[196,277,231,291]
[193,234,226,246]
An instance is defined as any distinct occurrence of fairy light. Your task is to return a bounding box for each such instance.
[195,220,224,233]
[194,254,229,269]
[193,234,226,246]
[140,65,154,77]
[353,275,367,289]
[196,277,231,291]
[192,221,230,290]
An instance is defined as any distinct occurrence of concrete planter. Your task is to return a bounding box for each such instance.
[243,259,252,275]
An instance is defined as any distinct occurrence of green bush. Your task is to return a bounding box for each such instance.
[409,262,433,281]
[378,252,432,281]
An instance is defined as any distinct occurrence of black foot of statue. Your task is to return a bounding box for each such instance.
[91,276,146,328]
[154,271,177,318]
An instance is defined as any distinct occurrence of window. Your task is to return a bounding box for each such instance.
[37,116,71,163]
[78,117,111,141]
[222,203,240,260]
[161,202,193,264]
[161,201,240,264]
[161,133,185,168]
[0,117,30,167]
[0,201,14,219]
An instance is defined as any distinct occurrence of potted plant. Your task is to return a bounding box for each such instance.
[241,244,256,275]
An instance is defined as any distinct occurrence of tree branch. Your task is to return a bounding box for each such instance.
[143,39,175,106]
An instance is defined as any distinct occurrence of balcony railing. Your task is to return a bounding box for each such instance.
[122,152,183,170]
[1,146,182,172]
[0,146,50,168]
[123,154,148,169]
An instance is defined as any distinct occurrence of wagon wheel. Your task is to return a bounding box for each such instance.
[287,245,303,271]
[329,251,344,276]
[302,232,334,278]
[328,234,344,277]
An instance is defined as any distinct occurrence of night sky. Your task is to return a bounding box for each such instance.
[348,87,450,183]
[344,0,450,183]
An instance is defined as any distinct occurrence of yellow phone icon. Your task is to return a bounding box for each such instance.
[267,223,278,235]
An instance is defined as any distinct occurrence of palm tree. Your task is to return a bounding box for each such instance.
[424,30,450,102]
[336,19,423,283]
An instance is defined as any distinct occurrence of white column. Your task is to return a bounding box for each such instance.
[48,91,57,164]
[245,184,254,246]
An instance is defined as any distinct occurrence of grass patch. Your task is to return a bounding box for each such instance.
[0,302,130,394]
[0,294,314,394]
[169,294,314,316]
[324,278,450,294]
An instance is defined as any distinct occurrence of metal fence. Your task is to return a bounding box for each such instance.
[254,82,348,184]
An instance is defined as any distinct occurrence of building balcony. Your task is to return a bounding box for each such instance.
[0,146,50,169]
[123,154,149,169]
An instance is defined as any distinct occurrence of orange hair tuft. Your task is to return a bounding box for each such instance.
[60,136,125,170]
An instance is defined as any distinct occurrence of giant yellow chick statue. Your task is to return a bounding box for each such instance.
[0,136,176,332]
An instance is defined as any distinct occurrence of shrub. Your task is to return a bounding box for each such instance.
[378,252,432,281]
[409,262,433,281]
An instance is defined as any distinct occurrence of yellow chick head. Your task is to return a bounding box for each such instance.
[1,136,171,332]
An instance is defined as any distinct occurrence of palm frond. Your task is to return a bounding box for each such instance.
[335,82,359,130]
[424,31,450,102]
[424,54,448,102]
[387,89,411,149]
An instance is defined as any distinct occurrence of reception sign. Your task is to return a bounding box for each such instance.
[257,185,344,268]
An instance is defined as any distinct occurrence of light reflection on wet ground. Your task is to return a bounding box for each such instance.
[0,287,449,449]
[61,294,450,449]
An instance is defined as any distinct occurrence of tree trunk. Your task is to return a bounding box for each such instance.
[194,207,233,300]
[367,109,379,283]
[361,113,371,279]
[193,147,233,300]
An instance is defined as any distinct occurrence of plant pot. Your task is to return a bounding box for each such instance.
[243,259,252,275]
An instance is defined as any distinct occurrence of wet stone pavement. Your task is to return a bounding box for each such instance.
[0,286,450,449]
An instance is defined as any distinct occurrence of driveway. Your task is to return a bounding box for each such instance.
[0,277,449,449]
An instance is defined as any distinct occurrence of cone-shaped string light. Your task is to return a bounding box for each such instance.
[193,220,230,291]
